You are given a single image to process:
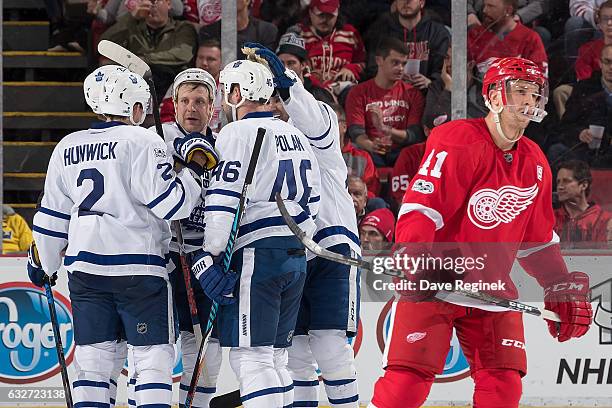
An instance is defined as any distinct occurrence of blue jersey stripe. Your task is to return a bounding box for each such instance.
[204,205,237,214]
[306,105,332,141]
[39,207,71,220]
[308,195,320,203]
[241,386,284,402]
[313,225,360,246]
[237,212,309,238]
[163,178,185,220]
[147,180,177,209]
[312,139,333,150]
[135,383,172,391]
[73,380,109,389]
[33,225,68,240]
[64,251,167,267]
[206,188,241,199]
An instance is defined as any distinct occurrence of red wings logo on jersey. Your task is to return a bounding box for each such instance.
[467,184,539,230]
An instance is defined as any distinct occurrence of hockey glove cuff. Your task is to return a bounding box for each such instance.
[544,271,592,342]
[174,132,219,171]
[27,242,57,288]
[192,250,238,305]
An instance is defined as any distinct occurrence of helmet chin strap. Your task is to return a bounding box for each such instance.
[224,92,245,123]
[485,100,524,145]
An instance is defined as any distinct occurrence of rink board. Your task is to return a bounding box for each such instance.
[1,254,611,407]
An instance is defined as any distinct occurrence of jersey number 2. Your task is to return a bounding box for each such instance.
[417,149,448,178]
[77,168,104,211]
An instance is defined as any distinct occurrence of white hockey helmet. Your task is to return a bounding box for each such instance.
[220,59,274,104]
[99,70,151,126]
[172,68,217,102]
[83,65,126,114]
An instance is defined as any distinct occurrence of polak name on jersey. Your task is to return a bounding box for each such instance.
[275,134,305,153]
[63,142,118,166]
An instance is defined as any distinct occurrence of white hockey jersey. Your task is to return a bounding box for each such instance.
[203,112,321,257]
[33,121,202,277]
[283,77,361,259]
[155,122,212,254]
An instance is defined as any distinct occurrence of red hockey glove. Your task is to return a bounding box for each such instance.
[544,271,592,342]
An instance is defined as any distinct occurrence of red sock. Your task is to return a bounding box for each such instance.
[371,367,434,408]
[473,368,522,408]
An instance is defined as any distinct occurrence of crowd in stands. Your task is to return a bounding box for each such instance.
[41,0,612,249]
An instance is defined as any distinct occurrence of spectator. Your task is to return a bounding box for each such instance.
[575,0,612,80]
[547,44,612,166]
[359,208,396,251]
[348,176,388,225]
[259,0,303,38]
[389,142,426,209]
[160,38,224,130]
[276,32,335,103]
[364,0,450,89]
[566,0,607,66]
[554,160,612,248]
[337,104,381,197]
[468,0,548,78]
[346,37,425,167]
[100,0,197,100]
[182,0,221,27]
[87,0,183,25]
[199,0,278,59]
[289,0,366,91]
[422,46,488,132]
[467,0,551,46]
[2,205,33,254]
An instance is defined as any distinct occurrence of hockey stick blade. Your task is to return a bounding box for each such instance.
[210,389,241,408]
[97,40,151,79]
[274,193,402,275]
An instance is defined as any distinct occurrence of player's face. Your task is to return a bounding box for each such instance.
[396,0,424,19]
[482,0,509,28]
[267,95,289,122]
[360,225,386,250]
[503,80,544,126]
[309,8,337,35]
[278,53,304,79]
[378,50,408,82]
[196,46,222,81]
[348,179,367,214]
[556,168,587,202]
[175,84,213,132]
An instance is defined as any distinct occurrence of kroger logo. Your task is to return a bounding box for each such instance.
[376,299,470,382]
[0,282,74,384]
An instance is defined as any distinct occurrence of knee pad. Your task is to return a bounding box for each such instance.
[371,367,434,408]
[287,335,318,380]
[130,344,174,380]
[473,369,522,408]
[229,346,275,378]
[73,341,119,379]
[309,329,356,380]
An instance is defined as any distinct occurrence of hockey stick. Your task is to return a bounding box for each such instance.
[97,40,205,344]
[274,196,561,322]
[185,127,267,408]
[44,278,74,408]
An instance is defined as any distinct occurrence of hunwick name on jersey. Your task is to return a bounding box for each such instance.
[275,134,305,153]
[63,142,118,166]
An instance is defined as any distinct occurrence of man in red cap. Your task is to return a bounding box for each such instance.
[359,208,395,250]
[289,0,366,91]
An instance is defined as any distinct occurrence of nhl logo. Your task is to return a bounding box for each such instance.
[137,323,148,334]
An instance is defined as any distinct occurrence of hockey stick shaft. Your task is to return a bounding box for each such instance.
[98,40,204,342]
[44,280,74,408]
[185,127,267,408]
[275,197,561,322]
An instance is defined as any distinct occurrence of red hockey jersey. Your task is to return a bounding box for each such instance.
[397,118,563,298]
[296,23,366,86]
[468,23,548,78]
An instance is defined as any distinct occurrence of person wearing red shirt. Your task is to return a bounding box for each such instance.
[346,38,425,167]
[291,0,366,90]
[575,1,612,80]
[337,104,381,197]
[554,160,612,248]
[369,57,593,408]
[468,0,548,78]
[389,142,426,208]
